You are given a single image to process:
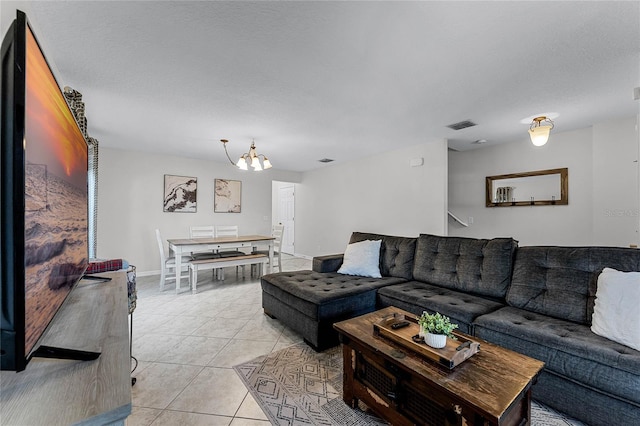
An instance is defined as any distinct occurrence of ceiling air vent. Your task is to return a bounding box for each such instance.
[318,158,334,163]
[447,120,477,131]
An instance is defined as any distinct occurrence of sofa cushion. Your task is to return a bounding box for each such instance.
[591,268,640,351]
[507,246,640,325]
[412,234,517,299]
[474,306,640,405]
[377,281,504,334]
[349,232,417,280]
[337,239,382,278]
[261,270,406,321]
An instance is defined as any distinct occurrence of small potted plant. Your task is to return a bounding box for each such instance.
[418,311,458,349]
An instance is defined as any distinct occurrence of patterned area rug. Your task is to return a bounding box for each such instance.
[234,342,586,426]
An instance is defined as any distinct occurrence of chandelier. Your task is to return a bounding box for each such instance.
[221,139,272,171]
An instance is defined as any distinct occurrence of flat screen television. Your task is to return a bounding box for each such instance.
[1,10,96,371]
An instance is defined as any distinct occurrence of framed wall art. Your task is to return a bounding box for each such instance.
[214,179,241,213]
[163,174,197,212]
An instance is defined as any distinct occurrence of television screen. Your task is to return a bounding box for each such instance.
[1,10,89,371]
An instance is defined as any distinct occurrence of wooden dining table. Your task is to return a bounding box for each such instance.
[167,234,275,292]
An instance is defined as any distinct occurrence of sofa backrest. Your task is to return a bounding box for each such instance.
[507,246,640,325]
[412,234,518,299]
[349,232,417,280]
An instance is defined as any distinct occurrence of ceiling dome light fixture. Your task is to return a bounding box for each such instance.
[528,116,554,146]
[221,139,272,171]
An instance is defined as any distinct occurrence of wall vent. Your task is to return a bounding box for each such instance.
[447,120,477,131]
[318,158,334,163]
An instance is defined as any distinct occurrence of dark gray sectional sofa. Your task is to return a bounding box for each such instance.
[261,232,640,425]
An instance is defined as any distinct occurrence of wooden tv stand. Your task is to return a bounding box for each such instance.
[0,271,132,425]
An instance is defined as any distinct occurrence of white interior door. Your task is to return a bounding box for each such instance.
[278,185,295,254]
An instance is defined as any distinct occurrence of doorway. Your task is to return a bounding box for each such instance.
[273,181,295,254]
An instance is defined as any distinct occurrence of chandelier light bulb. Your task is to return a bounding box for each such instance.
[237,156,248,170]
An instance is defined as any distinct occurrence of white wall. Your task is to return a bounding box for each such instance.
[592,116,640,246]
[97,147,301,274]
[448,116,640,247]
[295,140,448,256]
[97,140,447,274]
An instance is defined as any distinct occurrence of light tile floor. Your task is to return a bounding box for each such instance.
[126,254,311,426]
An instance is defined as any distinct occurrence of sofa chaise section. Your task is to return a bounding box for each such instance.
[261,232,416,350]
[262,271,406,350]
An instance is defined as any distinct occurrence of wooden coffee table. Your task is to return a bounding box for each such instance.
[334,306,544,426]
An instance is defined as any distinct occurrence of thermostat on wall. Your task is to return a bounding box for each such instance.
[410,158,424,167]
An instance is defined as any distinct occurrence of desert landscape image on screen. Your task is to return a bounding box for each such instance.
[23,26,88,355]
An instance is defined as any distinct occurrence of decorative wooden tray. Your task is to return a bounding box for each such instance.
[373,312,480,369]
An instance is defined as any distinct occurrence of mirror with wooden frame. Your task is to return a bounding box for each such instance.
[486,168,568,207]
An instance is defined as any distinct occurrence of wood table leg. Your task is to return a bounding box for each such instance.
[342,345,358,408]
[524,388,532,426]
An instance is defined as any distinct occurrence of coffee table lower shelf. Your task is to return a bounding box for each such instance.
[335,307,544,426]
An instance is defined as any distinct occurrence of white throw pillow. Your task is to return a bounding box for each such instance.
[337,240,382,278]
[591,267,640,352]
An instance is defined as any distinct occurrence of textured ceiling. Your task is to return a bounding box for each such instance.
[1,1,639,172]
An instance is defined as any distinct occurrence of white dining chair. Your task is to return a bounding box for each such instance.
[214,225,245,278]
[190,225,215,239]
[189,225,218,259]
[214,225,239,237]
[253,223,284,273]
[155,228,191,291]
[214,225,243,256]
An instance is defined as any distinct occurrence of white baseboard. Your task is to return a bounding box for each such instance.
[136,269,161,277]
[292,253,313,260]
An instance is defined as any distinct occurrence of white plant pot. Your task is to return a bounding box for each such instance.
[425,332,447,349]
